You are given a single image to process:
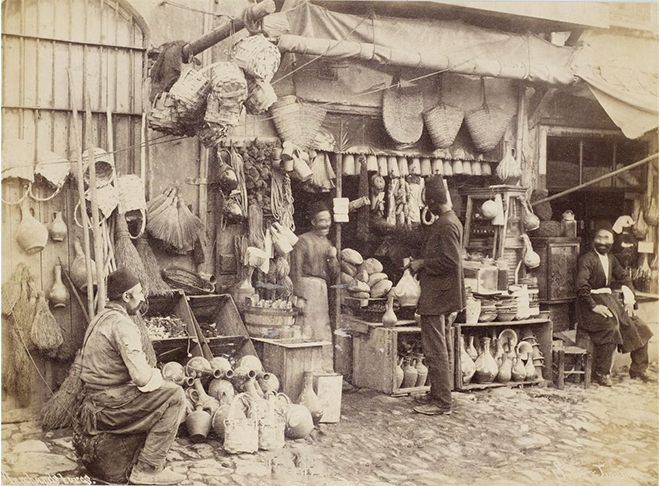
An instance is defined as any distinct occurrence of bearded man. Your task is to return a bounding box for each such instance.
[576,226,653,387]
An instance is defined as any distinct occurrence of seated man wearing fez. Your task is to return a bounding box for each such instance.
[576,226,653,387]
[78,267,186,485]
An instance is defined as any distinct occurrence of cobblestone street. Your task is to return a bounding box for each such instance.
[2,365,658,486]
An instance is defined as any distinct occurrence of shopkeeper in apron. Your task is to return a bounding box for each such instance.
[576,225,653,387]
[291,201,340,371]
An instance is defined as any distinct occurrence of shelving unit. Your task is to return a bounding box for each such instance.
[454,317,553,391]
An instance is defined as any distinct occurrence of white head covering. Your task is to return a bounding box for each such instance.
[612,215,635,234]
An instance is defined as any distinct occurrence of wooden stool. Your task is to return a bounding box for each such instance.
[552,346,592,389]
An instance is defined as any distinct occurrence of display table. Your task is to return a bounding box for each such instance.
[251,337,332,399]
[454,317,553,391]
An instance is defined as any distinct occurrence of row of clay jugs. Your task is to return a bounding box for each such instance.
[16,197,49,254]
[474,337,498,384]
[277,393,314,439]
[296,371,323,425]
[460,335,477,385]
[48,263,69,308]
[401,358,418,388]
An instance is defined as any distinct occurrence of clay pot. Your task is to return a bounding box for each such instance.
[236,355,264,373]
[496,354,513,383]
[466,335,478,361]
[185,357,213,380]
[208,378,235,404]
[192,378,221,414]
[16,198,48,254]
[257,372,280,394]
[465,297,481,324]
[210,402,233,439]
[511,357,526,382]
[524,356,537,381]
[48,263,69,309]
[382,294,398,328]
[210,357,233,379]
[186,404,212,443]
[401,358,418,389]
[395,358,405,389]
[474,337,498,384]
[278,394,314,439]
[71,239,97,290]
[242,377,265,400]
[414,358,428,387]
[49,211,68,242]
[162,362,194,387]
[460,335,477,385]
[296,371,323,425]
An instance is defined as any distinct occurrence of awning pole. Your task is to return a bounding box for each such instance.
[532,152,658,207]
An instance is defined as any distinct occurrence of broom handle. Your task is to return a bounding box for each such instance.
[61,266,90,325]
[68,70,96,320]
[85,86,107,314]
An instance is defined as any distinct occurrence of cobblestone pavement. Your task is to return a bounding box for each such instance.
[2,365,658,486]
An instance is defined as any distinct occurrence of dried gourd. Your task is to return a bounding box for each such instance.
[341,272,355,285]
[352,291,371,299]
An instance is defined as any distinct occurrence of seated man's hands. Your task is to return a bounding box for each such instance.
[624,303,636,318]
[592,304,613,318]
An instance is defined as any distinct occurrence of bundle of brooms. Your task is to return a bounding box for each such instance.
[136,235,172,297]
[114,212,149,293]
[146,187,205,253]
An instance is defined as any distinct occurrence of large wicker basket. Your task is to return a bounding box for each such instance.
[148,92,184,136]
[169,67,211,122]
[382,80,424,145]
[423,103,464,149]
[269,95,327,149]
[232,35,281,82]
[465,105,513,153]
[204,62,247,127]
[245,78,277,115]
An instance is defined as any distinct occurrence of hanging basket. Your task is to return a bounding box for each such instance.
[2,139,35,183]
[204,62,247,127]
[169,66,212,122]
[81,147,116,189]
[148,92,184,136]
[29,150,71,202]
[269,95,327,149]
[465,105,512,153]
[74,184,119,226]
[197,122,228,148]
[382,77,424,145]
[245,78,277,115]
[117,174,146,238]
[232,35,281,82]
[423,104,464,149]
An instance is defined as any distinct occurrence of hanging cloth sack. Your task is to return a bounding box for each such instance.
[633,204,649,239]
[644,194,658,227]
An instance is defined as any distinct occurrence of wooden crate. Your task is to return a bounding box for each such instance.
[313,372,343,423]
[251,338,331,400]
[454,317,553,391]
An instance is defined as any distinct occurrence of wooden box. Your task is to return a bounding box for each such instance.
[530,237,581,303]
[454,317,553,391]
[313,372,343,423]
[251,338,331,399]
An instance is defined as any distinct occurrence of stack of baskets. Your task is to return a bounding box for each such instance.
[269,95,327,149]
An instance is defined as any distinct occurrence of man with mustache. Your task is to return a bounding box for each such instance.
[291,201,340,370]
[78,268,186,485]
[576,226,653,387]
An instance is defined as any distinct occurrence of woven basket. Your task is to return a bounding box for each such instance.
[232,35,281,82]
[2,139,35,183]
[205,62,247,127]
[74,184,119,226]
[170,67,211,123]
[224,394,259,454]
[423,104,464,149]
[148,92,184,136]
[382,80,424,145]
[117,174,146,213]
[245,78,277,115]
[81,147,115,189]
[269,95,327,149]
[465,105,513,153]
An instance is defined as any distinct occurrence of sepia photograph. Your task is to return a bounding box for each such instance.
[0,0,658,484]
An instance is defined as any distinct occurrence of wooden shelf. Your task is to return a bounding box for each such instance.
[341,314,416,335]
[251,337,331,348]
[456,317,551,328]
[458,378,545,391]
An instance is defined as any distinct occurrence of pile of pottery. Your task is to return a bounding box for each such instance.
[460,329,543,386]
[478,299,498,323]
[163,354,321,449]
[395,353,429,390]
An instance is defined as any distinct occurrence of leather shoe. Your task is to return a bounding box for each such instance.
[630,371,653,383]
[595,373,613,387]
[129,466,185,485]
[413,403,452,416]
[412,393,432,403]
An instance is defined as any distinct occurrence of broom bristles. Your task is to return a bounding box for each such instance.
[177,196,205,248]
[32,292,64,353]
[40,355,84,430]
[147,198,183,248]
[136,236,172,297]
[115,214,150,294]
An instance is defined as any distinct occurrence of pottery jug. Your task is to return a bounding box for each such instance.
[210,357,234,379]
[210,402,233,439]
[208,378,235,404]
[231,366,257,387]
[467,335,478,361]
[257,372,280,394]
[192,378,221,414]
[186,404,212,443]
[243,376,265,400]
[511,357,526,382]
[401,358,418,389]
[236,354,264,373]
[48,211,68,242]
[277,393,314,439]
[395,358,405,389]
[48,263,69,308]
[493,338,505,367]
[16,198,48,254]
[474,338,498,384]
[185,357,213,380]
[524,357,537,381]
[163,361,194,387]
[71,239,97,290]
[496,354,513,383]
[382,293,398,328]
[415,358,428,387]
[459,335,477,385]
[296,371,323,425]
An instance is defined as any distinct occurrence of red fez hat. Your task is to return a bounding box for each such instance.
[107,267,140,300]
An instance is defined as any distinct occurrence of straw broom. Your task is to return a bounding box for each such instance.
[177,194,205,249]
[147,188,183,248]
[114,212,149,293]
[135,235,172,297]
[31,291,64,354]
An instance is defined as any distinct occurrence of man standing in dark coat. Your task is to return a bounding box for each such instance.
[576,226,653,387]
[409,176,465,415]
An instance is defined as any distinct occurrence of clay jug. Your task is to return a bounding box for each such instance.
[278,393,314,439]
[210,402,233,439]
[524,356,537,381]
[185,357,213,381]
[208,378,235,404]
[467,335,478,361]
[511,356,526,382]
[401,358,418,388]
[382,293,398,328]
[496,354,513,383]
[395,358,405,389]
[16,198,48,254]
[474,338,498,384]
[493,338,505,367]
[71,239,97,290]
[163,361,194,387]
[460,335,477,385]
[296,371,323,425]
[192,378,221,414]
[231,366,257,388]
[186,404,212,443]
[243,376,265,400]
[210,356,234,379]
[257,372,280,394]
[48,211,68,242]
[48,263,69,308]
[415,358,428,387]
[237,354,264,373]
